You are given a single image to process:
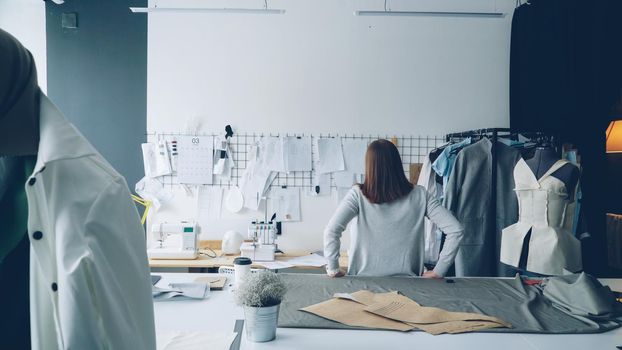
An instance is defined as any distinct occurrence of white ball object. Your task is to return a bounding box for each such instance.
[222,230,244,255]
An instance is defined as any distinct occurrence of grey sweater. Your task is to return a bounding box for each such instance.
[324,185,464,277]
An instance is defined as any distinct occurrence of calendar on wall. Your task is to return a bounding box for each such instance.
[176,135,214,185]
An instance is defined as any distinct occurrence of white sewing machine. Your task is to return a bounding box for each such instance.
[148,222,199,260]
[240,221,278,261]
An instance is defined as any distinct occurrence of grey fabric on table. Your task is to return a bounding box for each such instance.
[277,273,620,334]
[542,273,621,328]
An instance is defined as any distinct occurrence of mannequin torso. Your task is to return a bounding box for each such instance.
[525,147,579,193]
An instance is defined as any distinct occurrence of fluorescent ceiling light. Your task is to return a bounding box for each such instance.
[355,10,504,18]
[130,7,285,14]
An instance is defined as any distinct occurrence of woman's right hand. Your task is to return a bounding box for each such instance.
[327,268,346,278]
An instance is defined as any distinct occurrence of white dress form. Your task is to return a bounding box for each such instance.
[500,158,582,275]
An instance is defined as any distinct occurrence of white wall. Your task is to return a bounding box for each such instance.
[0,0,47,92]
[147,0,516,252]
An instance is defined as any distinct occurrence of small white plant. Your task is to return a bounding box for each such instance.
[235,270,287,307]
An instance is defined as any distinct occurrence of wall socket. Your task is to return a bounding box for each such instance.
[61,12,78,29]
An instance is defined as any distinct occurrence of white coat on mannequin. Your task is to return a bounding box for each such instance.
[25,95,156,349]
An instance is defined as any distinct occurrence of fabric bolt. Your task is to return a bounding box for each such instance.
[417,155,443,264]
[277,273,620,334]
[501,159,582,275]
[324,185,464,277]
[25,95,156,349]
[431,137,471,193]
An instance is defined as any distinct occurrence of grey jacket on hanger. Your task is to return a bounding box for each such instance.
[444,138,492,276]
[443,139,521,276]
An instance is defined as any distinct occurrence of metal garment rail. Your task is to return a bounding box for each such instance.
[444,128,557,272]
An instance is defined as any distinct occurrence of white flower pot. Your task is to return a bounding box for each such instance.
[243,304,280,342]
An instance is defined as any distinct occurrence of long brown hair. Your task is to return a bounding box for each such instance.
[359,139,413,204]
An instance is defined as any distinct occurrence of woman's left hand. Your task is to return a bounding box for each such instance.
[422,270,442,279]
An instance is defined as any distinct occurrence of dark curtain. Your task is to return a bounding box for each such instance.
[510,0,622,277]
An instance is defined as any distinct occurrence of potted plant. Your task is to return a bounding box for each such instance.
[234,270,287,342]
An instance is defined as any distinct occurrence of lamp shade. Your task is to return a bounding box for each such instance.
[607,120,622,153]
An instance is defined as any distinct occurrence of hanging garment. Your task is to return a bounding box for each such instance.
[432,137,471,192]
[494,143,522,277]
[26,95,156,349]
[444,138,493,276]
[500,159,582,276]
[417,154,443,264]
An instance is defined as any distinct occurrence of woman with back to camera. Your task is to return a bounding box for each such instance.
[324,139,464,278]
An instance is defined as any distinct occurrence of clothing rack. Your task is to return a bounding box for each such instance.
[444,128,557,275]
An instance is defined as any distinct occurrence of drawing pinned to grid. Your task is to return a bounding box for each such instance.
[148,132,445,189]
[177,135,214,185]
[342,139,368,175]
[283,136,312,172]
[260,136,286,172]
[317,137,345,174]
[271,187,301,222]
[197,186,223,222]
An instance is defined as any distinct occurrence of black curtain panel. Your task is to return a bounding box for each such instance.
[510,0,622,277]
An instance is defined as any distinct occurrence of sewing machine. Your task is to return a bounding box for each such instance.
[148,222,199,260]
[240,220,278,261]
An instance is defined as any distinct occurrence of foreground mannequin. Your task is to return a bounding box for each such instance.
[0,29,155,349]
[324,140,464,278]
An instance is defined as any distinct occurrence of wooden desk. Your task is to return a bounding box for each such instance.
[149,240,348,270]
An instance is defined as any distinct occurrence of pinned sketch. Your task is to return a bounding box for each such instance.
[342,139,368,175]
[307,172,331,197]
[177,135,214,185]
[260,136,286,172]
[283,136,312,172]
[197,186,223,220]
[240,142,276,211]
[272,187,301,222]
[317,138,345,174]
[141,141,172,178]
